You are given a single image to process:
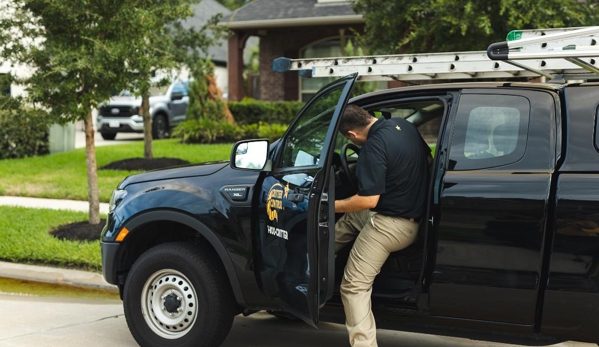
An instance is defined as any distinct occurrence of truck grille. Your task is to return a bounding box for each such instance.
[99,106,136,118]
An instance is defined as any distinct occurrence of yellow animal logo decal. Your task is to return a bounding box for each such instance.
[266,183,287,222]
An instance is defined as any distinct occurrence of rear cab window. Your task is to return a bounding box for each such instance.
[449,94,531,171]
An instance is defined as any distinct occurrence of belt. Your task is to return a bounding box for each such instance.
[371,211,422,223]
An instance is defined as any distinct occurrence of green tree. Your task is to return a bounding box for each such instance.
[351,0,599,54]
[125,8,226,160]
[216,0,251,10]
[0,0,127,224]
[186,58,233,122]
[0,0,216,224]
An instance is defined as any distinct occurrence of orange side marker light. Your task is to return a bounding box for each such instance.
[115,227,130,242]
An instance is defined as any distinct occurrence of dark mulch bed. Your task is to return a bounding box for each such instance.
[50,219,107,242]
[100,157,190,171]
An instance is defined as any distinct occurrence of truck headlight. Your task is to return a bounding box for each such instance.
[109,189,127,212]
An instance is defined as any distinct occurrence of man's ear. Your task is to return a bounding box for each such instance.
[346,130,358,139]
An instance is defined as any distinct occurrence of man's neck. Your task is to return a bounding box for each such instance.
[362,117,378,137]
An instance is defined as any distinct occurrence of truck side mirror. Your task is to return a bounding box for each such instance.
[231,139,269,171]
[171,91,184,101]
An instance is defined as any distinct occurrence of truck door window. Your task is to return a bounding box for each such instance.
[171,82,187,96]
[278,87,342,169]
[449,94,530,171]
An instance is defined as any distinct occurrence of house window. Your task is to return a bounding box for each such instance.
[300,38,343,102]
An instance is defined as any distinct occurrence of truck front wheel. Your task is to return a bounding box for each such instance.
[152,114,169,139]
[123,242,235,347]
[100,132,117,140]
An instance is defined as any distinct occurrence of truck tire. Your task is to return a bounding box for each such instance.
[152,114,169,139]
[123,242,236,347]
[101,132,117,140]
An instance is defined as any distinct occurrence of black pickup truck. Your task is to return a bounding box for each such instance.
[101,70,599,346]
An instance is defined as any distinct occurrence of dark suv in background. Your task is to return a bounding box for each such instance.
[97,80,189,140]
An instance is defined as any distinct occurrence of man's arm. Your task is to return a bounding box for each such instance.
[335,194,379,213]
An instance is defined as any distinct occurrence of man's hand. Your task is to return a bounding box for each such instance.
[335,194,379,213]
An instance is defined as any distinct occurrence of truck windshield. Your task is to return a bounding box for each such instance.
[114,84,170,97]
[149,85,170,97]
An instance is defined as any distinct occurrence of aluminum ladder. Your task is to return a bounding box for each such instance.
[273,26,599,82]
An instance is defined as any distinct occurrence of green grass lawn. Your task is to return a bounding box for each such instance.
[0,207,102,271]
[0,139,233,202]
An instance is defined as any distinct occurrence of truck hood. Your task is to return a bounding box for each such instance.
[118,161,228,188]
[101,95,170,108]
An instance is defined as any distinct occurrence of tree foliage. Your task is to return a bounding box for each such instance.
[215,0,251,10]
[126,6,226,159]
[0,0,223,223]
[186,58,233,122]
[0,0,137,123]
[351,0,599,54]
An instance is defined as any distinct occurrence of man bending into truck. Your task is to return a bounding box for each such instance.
[334,105,430,347]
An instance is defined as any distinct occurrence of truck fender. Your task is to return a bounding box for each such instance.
[150,105,169,118]
[122,210,247,306]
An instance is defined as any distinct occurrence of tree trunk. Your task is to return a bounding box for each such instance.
[142,93,153,159]
[84,110,101,225]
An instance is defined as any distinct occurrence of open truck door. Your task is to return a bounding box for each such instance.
[254,74,357,325]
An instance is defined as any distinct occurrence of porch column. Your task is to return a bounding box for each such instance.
[228,32,250,101]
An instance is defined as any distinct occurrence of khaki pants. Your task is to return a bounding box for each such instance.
[335,210,419,347]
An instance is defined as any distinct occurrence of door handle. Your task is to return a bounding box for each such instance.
[287,193,304,203]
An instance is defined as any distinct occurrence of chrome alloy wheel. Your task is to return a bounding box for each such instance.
[141,269,198,339]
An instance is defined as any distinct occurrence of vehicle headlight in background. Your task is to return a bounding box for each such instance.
[109,189,127,212]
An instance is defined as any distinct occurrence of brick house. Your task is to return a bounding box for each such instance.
[222,0,364,101]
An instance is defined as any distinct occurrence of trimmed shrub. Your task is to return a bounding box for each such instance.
[173,119,244,144]
[256,122,288,142]
[173,120,288,144]
[228,98,304,125]
[0,102,50,159]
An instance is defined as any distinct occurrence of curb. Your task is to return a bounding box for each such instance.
[0,261,118,292]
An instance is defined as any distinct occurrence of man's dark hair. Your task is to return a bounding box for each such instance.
[339,105,375,135]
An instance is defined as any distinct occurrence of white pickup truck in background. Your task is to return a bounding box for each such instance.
[96,80,189,140]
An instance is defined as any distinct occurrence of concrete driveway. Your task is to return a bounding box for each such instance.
[0,293,594,347]
[75,121,143,149]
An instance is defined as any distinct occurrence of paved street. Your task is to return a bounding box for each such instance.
[0,293,595,347]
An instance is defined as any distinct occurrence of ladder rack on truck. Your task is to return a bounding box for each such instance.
[273,26,599,82]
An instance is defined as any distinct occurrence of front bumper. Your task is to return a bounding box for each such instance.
[97,116,144,133]
[101,241,122,285]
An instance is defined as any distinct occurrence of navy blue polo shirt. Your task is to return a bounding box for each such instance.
[355,117,430,218]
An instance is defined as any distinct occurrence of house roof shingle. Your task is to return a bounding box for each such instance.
[223,0,362,29]
[181,0,231,63]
